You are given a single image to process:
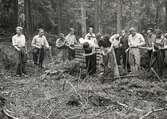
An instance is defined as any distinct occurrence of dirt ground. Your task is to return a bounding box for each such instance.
[0,56,167,119]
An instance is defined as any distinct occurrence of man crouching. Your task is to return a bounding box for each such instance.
[12,26,27,77]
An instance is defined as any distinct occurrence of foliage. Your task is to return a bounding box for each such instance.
[28,0,167,34]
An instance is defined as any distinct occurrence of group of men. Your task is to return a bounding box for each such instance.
[77,27,166,80]
[12,27,50,77]
[12,26,167,80]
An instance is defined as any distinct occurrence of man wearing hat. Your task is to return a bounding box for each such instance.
[12,26,27,77]
[65,28,77,60]
[128,27,145,73]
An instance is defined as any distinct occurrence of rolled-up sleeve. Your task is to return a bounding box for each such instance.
[31,36,36,47]
[12,36,16,46]
[139,34,145,46]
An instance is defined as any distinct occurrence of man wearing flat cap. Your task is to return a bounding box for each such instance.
[12,26,27,77]
[128,27,145,73]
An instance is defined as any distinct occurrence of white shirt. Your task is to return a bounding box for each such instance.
[65,34,77,45]
[56,38,65,48]
[12,34,26,48]
[109,34,120,48]
[85,33,98,47]
[79,37,85,44]
[31,35,49,49]
[128,33,145,47]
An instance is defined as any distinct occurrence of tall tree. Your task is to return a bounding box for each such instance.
[57,0,63,33]
[117,0,122,32]
[81,1,87,34]
[165,1,167,31]
[95,0,103,33]
[24,0,32,38]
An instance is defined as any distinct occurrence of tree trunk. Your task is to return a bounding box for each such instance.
[155,1,160,29]
[57,0,62,33]
[81,1,87,35]
[24,0,32,39]
[95,0,103,33]
[117,0,122,33]
[165,1,167,31]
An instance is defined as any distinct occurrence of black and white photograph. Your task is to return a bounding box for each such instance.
[0,0,167,118]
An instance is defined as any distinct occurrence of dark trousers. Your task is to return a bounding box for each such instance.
[122,49,130,71]
[150,50,164,76]
[16,49,27,76]
[102,53,114,81]
[114,48,121,65]
[85,50,96,75]
[33,47,44,67]
[68,48,75,60]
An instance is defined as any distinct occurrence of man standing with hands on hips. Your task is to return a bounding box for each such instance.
[12,26,27,77]
[31,28,50,68]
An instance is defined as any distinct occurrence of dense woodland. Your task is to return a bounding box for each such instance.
[23,0,167,35]
[1,0,167,38]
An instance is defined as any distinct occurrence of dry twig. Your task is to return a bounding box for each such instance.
[139,107,167,119]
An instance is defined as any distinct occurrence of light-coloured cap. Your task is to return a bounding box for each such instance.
[16,26,23,30]
[129,27,136,32]
[70,28,75,31]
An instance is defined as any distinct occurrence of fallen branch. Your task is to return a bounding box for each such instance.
[139,107,167,119]
[3,108,19,119]
[150,68,162,82]
[46,107,54,119]
[114,74,139,79]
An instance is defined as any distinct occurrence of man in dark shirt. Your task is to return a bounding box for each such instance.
[146,28,156,47]
[119,30,130,72]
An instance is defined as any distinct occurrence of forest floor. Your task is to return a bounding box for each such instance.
[1,56,167,119]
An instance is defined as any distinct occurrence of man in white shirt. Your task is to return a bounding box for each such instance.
[109,34,121,65]
[65,28,77,60]
[12,26,27,77]
[31,28,50,68]
[85,27,98,47]
[128,27,145,72]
